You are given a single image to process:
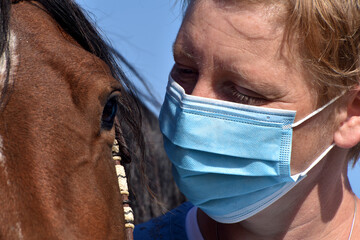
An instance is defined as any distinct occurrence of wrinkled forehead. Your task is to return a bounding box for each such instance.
[183,0,289,41]
[184,0,287,26]
[177,0,302,70]
[184,0,285,8]
[177,0,293,55]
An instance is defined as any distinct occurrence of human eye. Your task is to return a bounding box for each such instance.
[224,83,268,106]
[172,63,198,79]
[171,63,198,94]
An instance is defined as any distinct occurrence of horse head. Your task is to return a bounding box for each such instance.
[0,1,139,239]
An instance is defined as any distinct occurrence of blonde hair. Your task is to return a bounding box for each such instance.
[284,0,360,164]
[181,0,360,163]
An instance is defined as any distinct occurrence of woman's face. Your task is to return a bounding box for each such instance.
[171,0,338,173]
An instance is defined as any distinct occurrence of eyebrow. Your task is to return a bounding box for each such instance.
[227,62,252,81]
[172,41,199,61]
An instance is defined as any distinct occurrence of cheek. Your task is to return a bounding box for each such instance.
[290,127,323,174]
[290,108,337,174]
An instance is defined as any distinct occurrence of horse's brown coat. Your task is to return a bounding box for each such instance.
[0,2,126,239]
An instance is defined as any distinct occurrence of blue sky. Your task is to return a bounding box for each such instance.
[76,0,360,197]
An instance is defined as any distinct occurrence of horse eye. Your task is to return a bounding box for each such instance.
[101,97,118,130]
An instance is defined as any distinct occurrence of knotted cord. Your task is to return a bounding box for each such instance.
[113,139,134,240]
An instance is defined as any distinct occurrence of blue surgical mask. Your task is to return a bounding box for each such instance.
[159,76,342,224]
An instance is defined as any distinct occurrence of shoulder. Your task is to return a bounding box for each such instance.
[134,202,194,240]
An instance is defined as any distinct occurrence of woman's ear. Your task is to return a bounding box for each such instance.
[334,89,360,148]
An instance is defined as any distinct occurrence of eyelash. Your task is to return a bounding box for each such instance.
[172,63,267,106]
[173,64,197,77]
[227,85,266,105]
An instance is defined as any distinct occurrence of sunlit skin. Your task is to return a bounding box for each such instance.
[171,1,360,239]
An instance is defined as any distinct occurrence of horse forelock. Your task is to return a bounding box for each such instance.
[0,31,18,190]
[0,31,18,74]
[0,30,18,107]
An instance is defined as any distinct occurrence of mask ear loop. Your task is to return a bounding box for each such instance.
[290,92,345,181]
[291,91,345,128]
[291,143,336,181]
[301,143,336,176]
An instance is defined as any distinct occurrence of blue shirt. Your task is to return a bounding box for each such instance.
[134,202,194,240]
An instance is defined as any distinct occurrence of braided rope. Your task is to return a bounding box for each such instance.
[113,139,135,239]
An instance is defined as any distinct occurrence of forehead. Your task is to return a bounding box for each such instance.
[177,1,287,51]
[10,2,121,105]
[174,0,296,71]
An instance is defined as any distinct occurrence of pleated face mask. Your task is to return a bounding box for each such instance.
[159,76,342,224]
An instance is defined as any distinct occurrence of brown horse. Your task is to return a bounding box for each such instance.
[0,0,144,239]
